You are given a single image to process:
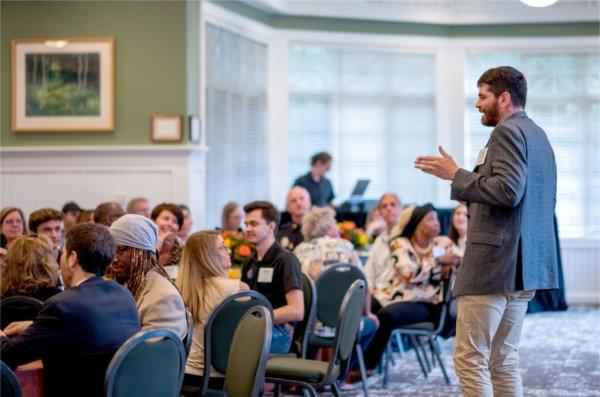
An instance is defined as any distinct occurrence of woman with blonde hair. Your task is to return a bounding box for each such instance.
[1,234,61,301]
[177,230,248,392]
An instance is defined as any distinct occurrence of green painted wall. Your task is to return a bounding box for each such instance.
[1,1,187,146]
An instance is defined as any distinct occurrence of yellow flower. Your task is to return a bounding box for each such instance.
[224,238,232,249]
[358,234,370,247]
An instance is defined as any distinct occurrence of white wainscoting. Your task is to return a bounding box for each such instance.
[0,145,208,229]
[561,239,600,305]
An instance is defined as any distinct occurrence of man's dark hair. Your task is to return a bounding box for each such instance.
[244,201,280,229]
[311,152,332,166]
[150,203,184,229]
[65,223,116,276]
[29,208,63,232]
[477,66,527,108]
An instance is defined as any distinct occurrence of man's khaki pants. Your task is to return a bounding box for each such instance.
[454,290,535,397]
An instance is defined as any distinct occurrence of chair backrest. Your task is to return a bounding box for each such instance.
[203,290,273,395]
[0,296,44,330]
[182,310,193,358]
[325,280,366,377]
[315,263,367,327]
[224,306,272,397]
[1,361,22,397]
[104,329,186,397]
[292,273,317,358]
[432,271,456,335]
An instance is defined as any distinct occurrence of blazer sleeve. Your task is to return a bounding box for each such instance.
[451,124,527,208]
[1,301,69,369]
[138,282,188,340]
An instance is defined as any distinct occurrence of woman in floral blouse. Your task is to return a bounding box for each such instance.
[362,203,461,372]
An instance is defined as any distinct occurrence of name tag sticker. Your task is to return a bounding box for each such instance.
[257,267,274,283]
[476,147,488,166]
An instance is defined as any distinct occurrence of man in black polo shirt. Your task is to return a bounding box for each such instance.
[293,152,335,207]
[242,201,304,354]
[277,186,311,251]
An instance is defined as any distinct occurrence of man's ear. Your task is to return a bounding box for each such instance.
[67,250,78,268]
[499,91,511,108]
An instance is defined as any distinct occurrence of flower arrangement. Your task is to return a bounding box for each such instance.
[222,231,254,268]
[337,221,372,250]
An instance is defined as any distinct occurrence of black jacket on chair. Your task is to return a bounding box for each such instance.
[1,276,140,397]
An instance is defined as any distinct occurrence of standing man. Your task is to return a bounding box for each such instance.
[294,152,335,207]
[242,201,304,354]
[415,66,557,397]
[277,186,311,251]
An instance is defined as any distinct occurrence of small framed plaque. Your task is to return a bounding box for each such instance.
[151,114,183,142]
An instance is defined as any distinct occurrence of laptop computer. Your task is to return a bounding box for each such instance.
[350,179,370,199]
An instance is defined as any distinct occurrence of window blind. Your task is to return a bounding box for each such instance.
[288,44,437,205]
[205,23,269,228]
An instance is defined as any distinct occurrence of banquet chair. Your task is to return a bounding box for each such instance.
[1,361,22,397]
[0,296,44,330]
[104,329,186,397]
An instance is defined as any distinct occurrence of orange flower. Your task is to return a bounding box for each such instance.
[236,244,252,257]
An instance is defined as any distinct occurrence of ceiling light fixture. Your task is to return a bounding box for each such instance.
[520,0,559,7]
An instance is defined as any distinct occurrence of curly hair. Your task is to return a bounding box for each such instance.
[1,235,59,296]
[301,206,337,241]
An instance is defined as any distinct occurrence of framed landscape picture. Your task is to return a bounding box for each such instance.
[11,37,114,132]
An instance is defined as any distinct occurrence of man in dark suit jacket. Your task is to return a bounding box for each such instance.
[1,223,140,397]
[415,66,557,397]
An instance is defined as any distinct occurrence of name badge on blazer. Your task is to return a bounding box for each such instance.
[258,267,274,283]
[476,147,488,166]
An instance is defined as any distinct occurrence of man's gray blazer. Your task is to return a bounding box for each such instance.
[451,111,558,296]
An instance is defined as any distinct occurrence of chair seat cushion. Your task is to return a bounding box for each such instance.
[398,322,436,331]
[266,357,339,383]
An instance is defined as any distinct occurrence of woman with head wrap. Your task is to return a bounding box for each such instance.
[107,214,187,340]
[360,203,461,373]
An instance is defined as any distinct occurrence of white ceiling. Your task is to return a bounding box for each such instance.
[244,0,600,25]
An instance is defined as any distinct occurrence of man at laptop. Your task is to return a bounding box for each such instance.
[293,152,335,207]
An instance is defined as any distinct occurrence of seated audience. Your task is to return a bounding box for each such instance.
[127,197,151,218]
[277,186,311,251]
[448,202,468,255]
[93,201,125,226]
[61,201,82,234]
[151,203,184,278]
[0,235,61,302]
[178,204,193,242]
[0,223,140,397]
[77,209,95,223]
[293,151,335,207]
[108,214,187,339]
[364,193,403,312]
[362,204,461,372]
[241,201,304,354]
[177,231,248,391]
[220,202,243,232]
[294,206,359,280]
[29,208,63,260]
[1,207,27,249]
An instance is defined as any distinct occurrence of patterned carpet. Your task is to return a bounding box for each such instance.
[275,306,600,396]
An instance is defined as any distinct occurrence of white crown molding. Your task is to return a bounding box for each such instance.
[0,145,209,154]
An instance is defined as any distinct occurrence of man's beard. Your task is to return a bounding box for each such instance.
[480,103,499,127]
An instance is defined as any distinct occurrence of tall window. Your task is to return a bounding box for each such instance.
[205,23,268,228]
[287,44,437,204]
[465,52,599,238]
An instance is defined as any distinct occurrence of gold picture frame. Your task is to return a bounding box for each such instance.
[151,114,184,142]
[11,37,115,132]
